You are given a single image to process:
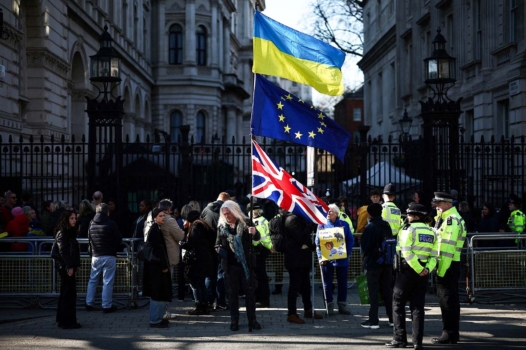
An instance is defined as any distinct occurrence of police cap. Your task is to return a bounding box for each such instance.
[432,192,454,203]
[509,194,522,205]
[246,202,261,212]
[383,183,396,195]
[406,203,428,216]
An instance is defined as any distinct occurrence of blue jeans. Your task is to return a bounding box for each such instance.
[189,275,207,304]
[150,298,168,324]
[205,260,226,306]
[86,256,117,309]
[321,264,348,303]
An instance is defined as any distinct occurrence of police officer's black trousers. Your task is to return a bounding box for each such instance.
[436,261,461,341]
[392,267,428,346]
[254,247,270,304]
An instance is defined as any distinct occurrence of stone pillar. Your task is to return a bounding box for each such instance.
[157,0,167,65]
[211,0,218,68]
[236,112,243,143]
[223,16,231,73]
[218,15,224,71]
[185,0,196,65]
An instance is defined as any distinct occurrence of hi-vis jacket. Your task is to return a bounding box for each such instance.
[398,221,438,274]
[508,209,525,244]
[434,206,466,277]
[252,216,272,250]
[382,201,402,236]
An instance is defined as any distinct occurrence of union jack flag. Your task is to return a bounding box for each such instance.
[252,140,329,225]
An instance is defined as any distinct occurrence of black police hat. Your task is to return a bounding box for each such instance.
[432,192,454,203]
[407,203,428,216]
[246,202,261,212]
[383,183,396,195]
[509,194,522,205]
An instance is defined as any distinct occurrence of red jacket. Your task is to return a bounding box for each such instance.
[6,214,29,251]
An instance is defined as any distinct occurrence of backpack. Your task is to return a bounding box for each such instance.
[269,215,287,253]
[377,221,396,265]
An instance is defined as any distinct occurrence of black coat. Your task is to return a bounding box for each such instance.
[282,214,316,270]
[200,200,224,230]
[78,212,95,239]
[88,213,122,257]
[477,214,500,233]
[142,224,173,302]
[182,220,214,279]
[55,227,81,269]
[361,216,392,270]
[215,220,260,274]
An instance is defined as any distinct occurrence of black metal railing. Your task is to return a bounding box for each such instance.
[1,133,524,213]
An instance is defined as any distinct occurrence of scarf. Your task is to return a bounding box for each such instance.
[220,222,250,280]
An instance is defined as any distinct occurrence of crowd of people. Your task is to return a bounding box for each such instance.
[0,186,524,345]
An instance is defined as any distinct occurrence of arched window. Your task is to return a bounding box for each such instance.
[170,111,183,142]
[169,24,183,65]
[196,25,207,66]
[196,111,206,142]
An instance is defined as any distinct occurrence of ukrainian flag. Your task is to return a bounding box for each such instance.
[253,11,346,96]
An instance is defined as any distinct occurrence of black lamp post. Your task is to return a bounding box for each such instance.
[420,28,463,201]
[86,25,125,203]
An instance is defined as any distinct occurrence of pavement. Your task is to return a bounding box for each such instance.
[0,284,525,350]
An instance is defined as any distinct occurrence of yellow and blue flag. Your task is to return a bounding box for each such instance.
[251,74,351,162]
[253,11,346,96]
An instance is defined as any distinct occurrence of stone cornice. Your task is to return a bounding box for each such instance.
[358,25,396,72]
[26,48,70,78]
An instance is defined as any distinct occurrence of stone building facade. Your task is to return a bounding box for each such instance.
[0,0,262,143]
[358,0,526,141]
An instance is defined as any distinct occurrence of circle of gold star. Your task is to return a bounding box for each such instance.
[295,131,303,139]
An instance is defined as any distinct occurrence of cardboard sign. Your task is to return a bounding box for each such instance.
[318,227,347,261]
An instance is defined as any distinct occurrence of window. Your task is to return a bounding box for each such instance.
[353,108,362,121]
[196,111,206,143]
[464,110,474,140]
[170,111,183,142]
[169,24,183,65]
[446,15,454,54]
[196,26,207,66]
[510,0,518,42]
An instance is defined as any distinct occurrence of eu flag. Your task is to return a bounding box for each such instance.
[251,74,351,161]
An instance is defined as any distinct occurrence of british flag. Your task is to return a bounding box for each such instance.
[252,140,329,225]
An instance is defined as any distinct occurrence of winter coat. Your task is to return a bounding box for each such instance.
[161,215,185,266]
[88,213,122,257]
[316,218,354,267]
[360,216,392,270]
[356,205,369,233]
[6,214,29,251]
[78,212,95,239]
[182,219,215,279]
[200,200,224,230]
[215,219,260,275]
[477,214,500,233]
[55,227,81,269]
[281,214,316,270]
[142,223,172,302]
[40,211,52,235]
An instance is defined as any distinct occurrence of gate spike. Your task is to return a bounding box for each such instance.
[71,134,75,143]
[29,135,33,143]
[146,134,150,143]
[231,135,235,144]
[135,134,140,143]
[40,134,44,142]
[50,134,54,143]
[8,135,12,143]
[61,134,65,143]
[82,134,86,142]
[125,134,129,143]
[19,134,23,143]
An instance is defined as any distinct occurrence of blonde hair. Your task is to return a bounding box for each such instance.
[218,200,246,226]
[188,200,201,213]
[328,203,340,214]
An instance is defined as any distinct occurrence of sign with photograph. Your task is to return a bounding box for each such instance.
[318,227,347,261]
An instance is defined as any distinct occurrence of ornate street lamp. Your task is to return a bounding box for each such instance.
[86,25,124,203]
[89,25,121,100]
[423,28,457,102]
[399,109,413,138]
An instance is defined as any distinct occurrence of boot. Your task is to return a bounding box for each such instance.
[337,302,351,315]
[287,314,305,324]
[187,303,204,315]
[201,303,211,315]
[327,302,335,316]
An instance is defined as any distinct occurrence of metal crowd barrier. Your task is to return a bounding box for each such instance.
[0,237,143,309]
[467,232,526,303]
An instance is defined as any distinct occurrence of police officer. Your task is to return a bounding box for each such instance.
[247,202,273,308]
[382,183,402,236]
[501,194,525,247]
[431,192,466,345]
[386,203,438,350]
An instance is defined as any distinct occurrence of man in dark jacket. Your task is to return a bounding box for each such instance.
[360,203,393,329]
[282,212,323,324]
[85,203,122,313]
[201,191,231,310]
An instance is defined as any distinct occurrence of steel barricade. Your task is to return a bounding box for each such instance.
[0,237,142,308]
[468,233,526,303]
